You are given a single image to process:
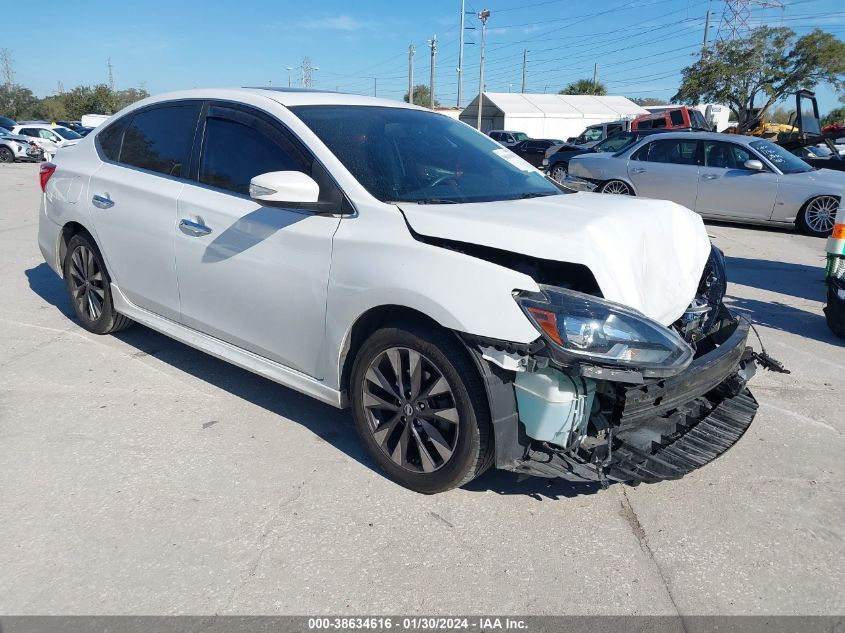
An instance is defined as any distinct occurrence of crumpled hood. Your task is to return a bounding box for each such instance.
[400,192,711,325]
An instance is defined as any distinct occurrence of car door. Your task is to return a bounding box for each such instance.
[517,141,541,166]
[87,102,201,321]
[174,103,342,377]
[19,128,59,155]
[626,138,701,209]
[695,141,779,220]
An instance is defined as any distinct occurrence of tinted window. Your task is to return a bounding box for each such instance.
[670,110,685,126]
[119,104,200,177]
[489,132,501,140]
[691,110,709,129]
[704,141,754,169]
[635,139,698,165]
[97,118,128,161]
[638,119,652,130]
[199,115,309,195]
[292,105,560,204]
[19,128,38,137]
[651,117,667,129]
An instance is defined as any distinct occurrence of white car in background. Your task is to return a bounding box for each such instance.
[12,123,82,161]
[568,131,845,237]
[37,88,764,493]
[0,127,43,163]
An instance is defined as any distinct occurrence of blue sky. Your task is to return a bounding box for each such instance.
[9,0,845,113]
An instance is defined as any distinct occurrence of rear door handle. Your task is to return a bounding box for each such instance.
[630,167,647,173]
[92,194,114,209]
[179,218,213,237]
[701,174,720,180]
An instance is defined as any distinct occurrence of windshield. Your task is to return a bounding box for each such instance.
[53,127,82,140]
[595,132,637,153]
[750,139,813,174]
[291,106,561,204]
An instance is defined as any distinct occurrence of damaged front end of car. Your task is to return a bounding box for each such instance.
[463,245,770,487]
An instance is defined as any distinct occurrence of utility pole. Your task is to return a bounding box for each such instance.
[476,9,490,131]
[373,77,377,97]
[592,63,598,93]
[286,66,293,87]
[428,35,437,109]
[107,58,114,91]
[521,49,527,93]
[701,9,711,60]
[0,48,14,86]
[457,0,466,107]
[408,45,415,104]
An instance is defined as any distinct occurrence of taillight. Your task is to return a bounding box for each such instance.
[39,162,56,192]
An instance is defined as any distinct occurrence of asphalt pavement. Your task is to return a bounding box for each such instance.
[0,162,842,615]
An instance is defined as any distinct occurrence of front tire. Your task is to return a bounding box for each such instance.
[349,322,492,494]
[599,179,634,195]
[0,146,14,163]
[550,163,569,183]
[798,196,839,237]
[63,233,133,334]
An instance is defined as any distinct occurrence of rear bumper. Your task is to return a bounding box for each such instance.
[512,320,758,484]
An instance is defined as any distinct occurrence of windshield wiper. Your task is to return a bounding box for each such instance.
[517,192,557,199]
[409,198,460,204]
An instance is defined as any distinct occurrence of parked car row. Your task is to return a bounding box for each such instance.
[0,117,86,162]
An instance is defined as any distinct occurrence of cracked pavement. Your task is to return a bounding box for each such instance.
[0,163,843,615]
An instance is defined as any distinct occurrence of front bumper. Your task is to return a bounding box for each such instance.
[510,319,758,484]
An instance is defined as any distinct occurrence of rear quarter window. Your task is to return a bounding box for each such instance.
[97,118,128,161]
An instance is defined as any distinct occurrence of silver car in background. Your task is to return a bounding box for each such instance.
[568,131,845,237]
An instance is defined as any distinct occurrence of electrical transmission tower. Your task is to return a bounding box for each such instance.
[713,0,783,42]
[107,58,115,90]
[301,57,317,88]
[1,48,15,86]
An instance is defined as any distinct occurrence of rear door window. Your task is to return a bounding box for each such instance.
[97,118,129,161]
[119,103,201,178]
[634,139,699,165]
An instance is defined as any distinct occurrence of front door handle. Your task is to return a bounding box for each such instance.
[92,194,114,209]
[701,174,720,180]
[630,167,647,174]
[179,218,213,237]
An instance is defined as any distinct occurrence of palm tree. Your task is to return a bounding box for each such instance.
[559,79,607,96]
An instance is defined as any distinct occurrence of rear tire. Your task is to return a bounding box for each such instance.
[63,233,133,335]
[0,146,14,163]
[599,179,634,195]
[349,322,493,494]
[798,196,839,237]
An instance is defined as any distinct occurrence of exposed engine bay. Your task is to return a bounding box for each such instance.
[458,244,784,487]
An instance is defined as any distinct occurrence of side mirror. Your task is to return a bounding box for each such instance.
[744,159,764,171]
[249,171,320,205]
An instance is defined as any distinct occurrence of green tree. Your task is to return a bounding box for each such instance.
[403,84,438,108]
[824,106,845,126]
[0,84,37,118]
[559,79,607,96]
[673,27,845,133]
[629,97,668,107]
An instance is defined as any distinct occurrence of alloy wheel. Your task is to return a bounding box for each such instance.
[361,347,460,473]
[551,165,568,182]
[602,180,632,195]
[805,196,839,234]
[0,147,13,163]
[68,245,105,322]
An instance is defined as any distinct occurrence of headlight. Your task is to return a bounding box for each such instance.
[517,286,694,376]
[15,142,25,151]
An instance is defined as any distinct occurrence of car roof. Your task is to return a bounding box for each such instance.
[630,130,762,145]
[127,87,425,112]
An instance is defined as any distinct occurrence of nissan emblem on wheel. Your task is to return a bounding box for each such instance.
[36,88,787,494]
